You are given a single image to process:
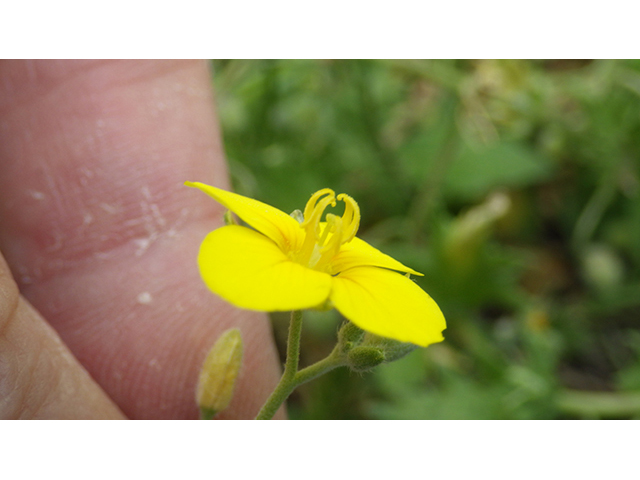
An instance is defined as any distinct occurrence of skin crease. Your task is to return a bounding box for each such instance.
[0,60,283,419]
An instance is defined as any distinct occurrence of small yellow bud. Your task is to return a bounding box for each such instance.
[196,328,243,419]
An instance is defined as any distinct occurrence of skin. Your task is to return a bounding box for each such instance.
[0,60,283,419]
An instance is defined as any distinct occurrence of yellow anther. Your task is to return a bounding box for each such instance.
[302,189,335,234]
[303,189,335,217]
[302,188,336,226]
[337,193,360,243]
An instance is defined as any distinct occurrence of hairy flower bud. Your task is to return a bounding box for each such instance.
[196,328,243,419]
[337,321,365,353]
[360,333,418,363]
[347,346,385,372]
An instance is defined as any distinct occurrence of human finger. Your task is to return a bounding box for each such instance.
[0,251,125,419]
[0,60,282,419]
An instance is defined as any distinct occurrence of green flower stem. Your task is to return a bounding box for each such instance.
[255,310,345,420]
[255,310,303,420]
[293,347,343,385]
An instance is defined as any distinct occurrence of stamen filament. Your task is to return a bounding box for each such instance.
[318,214,338,249]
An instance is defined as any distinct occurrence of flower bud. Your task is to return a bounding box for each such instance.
[196,328,243,419]
[347,346,385,372]
[337,321,365,353]
[360,333,418,363]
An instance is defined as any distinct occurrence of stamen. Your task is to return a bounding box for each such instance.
[294,189,362,272]
[296,189,336,266]
[301,189,336,240]
[303,189,334,219]
[318,214,338,248]
[336,193,360,243]
[320,214,343,255]
[314,214,344,271]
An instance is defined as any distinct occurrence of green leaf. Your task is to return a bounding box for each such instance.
[445,142,553,201]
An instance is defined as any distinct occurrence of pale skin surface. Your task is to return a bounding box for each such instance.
[0,60,283,419]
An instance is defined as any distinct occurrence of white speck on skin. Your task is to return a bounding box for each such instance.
[137,291,153,305]
[100,203,118,214]
[149,203,166,226]
[29,190,45,200]
[19,265,41,284]
[133,238,153,256]
[132,186,168,256]
[83,212,94,225]
[122,218,144,227]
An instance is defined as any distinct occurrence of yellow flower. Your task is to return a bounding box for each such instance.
[186,182,446,347]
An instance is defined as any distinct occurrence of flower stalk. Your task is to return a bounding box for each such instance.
[255,310,344,420]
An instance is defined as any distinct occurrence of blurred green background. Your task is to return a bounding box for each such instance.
[211,59,640,419]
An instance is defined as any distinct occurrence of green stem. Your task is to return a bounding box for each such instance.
[255,311,345,420]
[282,309,304,382]
[294,346,343,385]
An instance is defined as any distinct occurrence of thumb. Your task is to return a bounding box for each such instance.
[0,252,125,419]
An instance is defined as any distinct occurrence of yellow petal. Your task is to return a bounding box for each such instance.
[330,236,422,276]
[330,266,446,347]
[186,182,303,253]
[198,225,332,311]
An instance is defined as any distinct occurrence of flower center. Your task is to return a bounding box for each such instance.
[294,188,360,271]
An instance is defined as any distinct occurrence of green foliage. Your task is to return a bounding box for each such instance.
[212,59,640,419]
